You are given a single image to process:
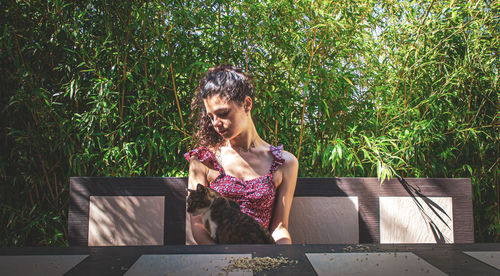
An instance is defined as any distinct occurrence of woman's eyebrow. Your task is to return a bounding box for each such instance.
[206,107,228,116]
[213,108,229,113]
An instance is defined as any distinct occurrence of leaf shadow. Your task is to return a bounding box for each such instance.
[398,177,451,243]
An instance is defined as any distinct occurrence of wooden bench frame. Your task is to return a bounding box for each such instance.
[68,177,473,246]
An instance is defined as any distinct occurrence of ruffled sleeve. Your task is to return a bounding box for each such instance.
[184,147,223,172]
[269,144,285,173]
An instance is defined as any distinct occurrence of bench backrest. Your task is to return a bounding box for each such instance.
[68,177,187,246]
[68,177,473,246]
[290,177,473,244]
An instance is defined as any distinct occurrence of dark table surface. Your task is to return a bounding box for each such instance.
[1,243,499,275]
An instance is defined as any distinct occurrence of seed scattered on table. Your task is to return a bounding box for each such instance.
[218,256,296,272]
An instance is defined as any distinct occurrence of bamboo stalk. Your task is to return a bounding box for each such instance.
[40,159,55,201]
[274,118,278,146]
[27,189,34,207]
[142,7,152,175]
[54,173,59,200]
[497,124,500,239]
[170,64,186,139]
[297,25,319,161]
[33,178,40,202]
[120,6,132,121]
[245,2,250,72]
[217,4,221,62]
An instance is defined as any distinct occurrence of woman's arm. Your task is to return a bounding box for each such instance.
[187,158,216,245]
[269,151,299,244]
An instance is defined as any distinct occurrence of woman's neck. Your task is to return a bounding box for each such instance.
[227,121,262,151]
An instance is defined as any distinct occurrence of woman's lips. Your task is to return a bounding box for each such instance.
[218,129,228,135]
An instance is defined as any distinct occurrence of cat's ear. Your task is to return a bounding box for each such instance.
[196,183,205,191]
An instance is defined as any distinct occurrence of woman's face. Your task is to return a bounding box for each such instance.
[203,95,250,140]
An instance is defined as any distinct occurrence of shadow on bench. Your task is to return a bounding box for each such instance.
[68,177,473,246]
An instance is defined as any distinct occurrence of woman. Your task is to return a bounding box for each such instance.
[185,64,298,244]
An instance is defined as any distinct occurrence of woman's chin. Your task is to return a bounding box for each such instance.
[219,130,230,138]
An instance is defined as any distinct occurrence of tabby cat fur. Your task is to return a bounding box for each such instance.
[187,183,275,244]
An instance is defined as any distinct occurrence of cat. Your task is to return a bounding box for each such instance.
[187,183,275,244]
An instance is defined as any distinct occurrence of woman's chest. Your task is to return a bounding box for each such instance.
[206,166,282,189]
[215,149,270,176]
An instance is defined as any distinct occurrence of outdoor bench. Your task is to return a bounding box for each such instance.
[68,177,473,246]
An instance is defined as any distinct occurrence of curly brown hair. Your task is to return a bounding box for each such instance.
[190,64,255,148]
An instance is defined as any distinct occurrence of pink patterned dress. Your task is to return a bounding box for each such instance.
[185,145,285,229]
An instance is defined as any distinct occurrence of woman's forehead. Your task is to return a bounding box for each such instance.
[203,95,235,112]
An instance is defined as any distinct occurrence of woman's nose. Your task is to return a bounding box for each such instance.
[212,116,223,127]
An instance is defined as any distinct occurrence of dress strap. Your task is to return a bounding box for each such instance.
[268,144,285,174]
[184,147,225,174]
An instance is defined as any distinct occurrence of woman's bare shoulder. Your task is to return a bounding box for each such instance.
[281,150,298,169]
[188,156,209,186]
[189,156,207,168]
[187,145,217,168]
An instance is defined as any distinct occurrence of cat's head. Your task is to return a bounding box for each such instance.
[186,184,220,215]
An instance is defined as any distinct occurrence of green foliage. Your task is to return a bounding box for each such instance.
[1,0,498,245]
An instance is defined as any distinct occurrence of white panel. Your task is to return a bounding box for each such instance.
[89,196,164,246]
[464,251,500,270]
[380,197,453,244]
[0,255,88,276]
[125,254,252,276]
[289,197,359,244]
[306,252,447,276]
